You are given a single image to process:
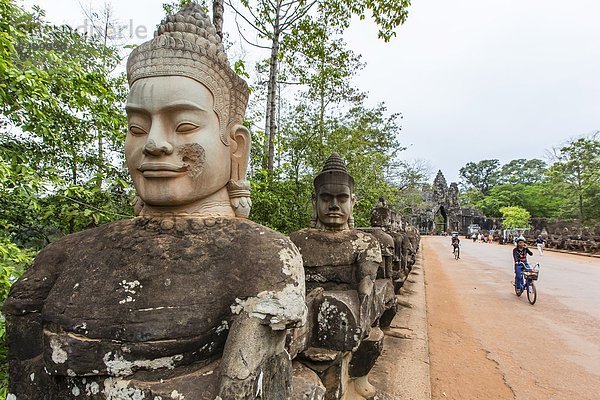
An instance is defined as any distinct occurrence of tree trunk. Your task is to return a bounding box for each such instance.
[97,127,103,189]
[263,19,281,174]
[213,0,224,39]
[317,13,326,159]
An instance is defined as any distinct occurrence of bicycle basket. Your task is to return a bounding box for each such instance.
[523,270,539,280]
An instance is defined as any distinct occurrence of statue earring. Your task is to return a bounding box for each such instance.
[227,179,252,218]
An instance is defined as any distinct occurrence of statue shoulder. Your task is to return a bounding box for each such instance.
[352,230,383,264]
[229,219,307,330]
[233,219,302,263]
[5,220,130,315]
[289,227,314,244]
[358,227,394,246]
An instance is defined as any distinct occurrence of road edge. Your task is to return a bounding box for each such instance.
[371,249,432,399]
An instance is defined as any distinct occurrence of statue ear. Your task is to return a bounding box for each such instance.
[310,192,317,228]
[229,124,250,181]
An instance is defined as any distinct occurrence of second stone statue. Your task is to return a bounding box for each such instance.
[289,153,386,399]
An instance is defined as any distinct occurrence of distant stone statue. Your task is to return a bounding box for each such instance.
[5,4,305,399]
[290,153,384,399]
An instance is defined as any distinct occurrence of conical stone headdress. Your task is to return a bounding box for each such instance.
[126,3,249,145]
[314,152,354,190]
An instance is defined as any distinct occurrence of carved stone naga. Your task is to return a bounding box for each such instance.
[289,153,387,399]
[5,4,306,399]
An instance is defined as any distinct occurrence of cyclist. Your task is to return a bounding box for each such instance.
[535,235,546,256]
[451,233,460,258]
[513,237,533,290]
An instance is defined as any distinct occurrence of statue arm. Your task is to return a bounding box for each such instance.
[219,240,305,399]
[218,312,290,399]
[4,249,62,395]
[357,237,382,302]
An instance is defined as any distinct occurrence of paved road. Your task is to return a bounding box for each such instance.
[424,236,600,400]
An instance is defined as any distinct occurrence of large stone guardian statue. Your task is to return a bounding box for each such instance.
[289,153,383,399]
[5,4,305,399]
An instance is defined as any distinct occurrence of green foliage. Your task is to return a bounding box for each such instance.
[459,135,600,224]
[0,1,133,392]
[162,0,199,15]
[499,158,546,185]
[249,170,313,234]
[548,136,600,221]
[249,101,407,232]
[459,159,500,196]
[322,0,411,42]
[499,206,531,229]
[0,0,132,242]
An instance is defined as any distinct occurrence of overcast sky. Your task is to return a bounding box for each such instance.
[30,0,600,183]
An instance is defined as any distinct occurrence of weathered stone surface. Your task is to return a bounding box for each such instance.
[528,218,600,254]
[289,154,388,399]
[6,3,310,397]
[292,361,327,400]
[379,303,398,329]
[358,228,394,279]
[299,351,351,400]
[5,217,306,398]
[313,291,363,351]
[411,170,500,235]
[288,288,324,359]
[290,229,381,294]
[348,328,384,378]
[372,279,396,325]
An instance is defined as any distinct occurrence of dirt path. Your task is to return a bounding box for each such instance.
[423,236,600,400]
[424,239,514,400]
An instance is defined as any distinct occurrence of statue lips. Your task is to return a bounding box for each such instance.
[138,162,188,178]
[326,213,343,217]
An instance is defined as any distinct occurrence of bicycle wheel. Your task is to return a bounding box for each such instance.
[527,281,537,305]
[455,247,460,260]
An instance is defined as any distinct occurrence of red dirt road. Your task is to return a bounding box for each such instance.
[423,236,600,400]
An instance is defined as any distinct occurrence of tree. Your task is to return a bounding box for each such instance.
[279,16,366,161]
[459,159,500,195]
[250,101,404,231]
[500,206,531,229]
[0,0,131,237]
[499,158,547,185]
[227,0,411,174]
[0,1,133,394]
[548,136,600,221]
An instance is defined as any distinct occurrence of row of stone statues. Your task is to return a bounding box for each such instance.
[4,4,419,399]
[287,153,420,399]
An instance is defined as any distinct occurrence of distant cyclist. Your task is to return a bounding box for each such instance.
[513,237,533,290]
[451,233,460,258]
[535,235,546,256]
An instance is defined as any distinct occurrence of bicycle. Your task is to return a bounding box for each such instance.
[514,263,540,305]
[452,244,460,260]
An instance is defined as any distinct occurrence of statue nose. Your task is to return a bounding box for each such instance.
[143,139,174,156]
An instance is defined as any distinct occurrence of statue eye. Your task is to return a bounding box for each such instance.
[176,122,200,133]
[129,125,147,136]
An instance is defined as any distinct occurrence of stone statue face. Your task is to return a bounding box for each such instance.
[125,76,231,211]
[314,183,354,230]
[371,208,391,228]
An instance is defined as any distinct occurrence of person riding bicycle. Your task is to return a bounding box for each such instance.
[513,236,533,290]
[451,233,460,255]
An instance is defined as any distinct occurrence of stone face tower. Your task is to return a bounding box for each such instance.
[414,170,463,234]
